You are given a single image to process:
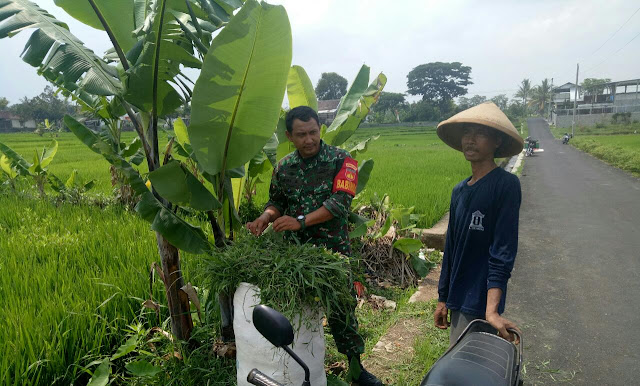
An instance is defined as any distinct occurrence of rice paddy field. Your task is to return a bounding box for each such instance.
[0,125,468,384]
[2,127,471,228]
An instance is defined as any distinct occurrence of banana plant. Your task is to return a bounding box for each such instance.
[1,0,288,344]
[49,169,96,199]
[0,140,58,198]
[0,154,18,192]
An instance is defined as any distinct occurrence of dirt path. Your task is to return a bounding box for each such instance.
[362,266,441,382]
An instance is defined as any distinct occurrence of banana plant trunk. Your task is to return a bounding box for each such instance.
[155,232,193,341]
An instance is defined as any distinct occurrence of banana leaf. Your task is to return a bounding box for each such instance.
[0,154,18,179]
[0,141,31,176]
[53,0,212,52]
[356,158,373,195]
[65,115,211,254]
[189,0,292,176]
[324,68,387,147]
[0,0,122,96]
[287,65,317,111]
[148,160,221,211]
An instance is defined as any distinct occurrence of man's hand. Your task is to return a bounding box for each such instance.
[246,214,270,236]
[273,215,301,232]
[434,301,450,329]
[486,312,521,343]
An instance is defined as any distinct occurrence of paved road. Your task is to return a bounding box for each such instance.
[504,118,640,385]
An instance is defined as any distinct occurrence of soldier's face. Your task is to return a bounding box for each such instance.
[287,118,321,158]
[460,125,502,162]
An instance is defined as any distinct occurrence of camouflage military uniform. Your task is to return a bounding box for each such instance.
[265,140,365,357]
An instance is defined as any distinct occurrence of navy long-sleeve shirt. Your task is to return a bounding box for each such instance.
[438,167,521,317]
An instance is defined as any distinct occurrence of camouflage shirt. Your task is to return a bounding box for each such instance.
[266,141,354,255]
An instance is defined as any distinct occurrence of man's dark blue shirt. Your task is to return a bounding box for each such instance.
[438,167,521,317]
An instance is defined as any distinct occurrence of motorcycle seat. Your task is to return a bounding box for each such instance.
[421,321,520,386]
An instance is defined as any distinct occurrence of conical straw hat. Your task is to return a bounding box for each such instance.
[437,102,524,158]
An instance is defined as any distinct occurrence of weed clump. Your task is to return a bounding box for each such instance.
[202,231,354,328]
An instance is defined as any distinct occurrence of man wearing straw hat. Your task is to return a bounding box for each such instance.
[434,102,524,345]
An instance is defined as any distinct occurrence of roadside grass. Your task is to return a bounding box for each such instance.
[570,135,640,177]
[550,121,640,139]
[545,122,640,177]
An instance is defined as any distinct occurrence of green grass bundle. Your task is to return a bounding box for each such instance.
[201,231,354,329]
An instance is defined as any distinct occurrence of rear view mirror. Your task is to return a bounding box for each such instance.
[252,305,294,347]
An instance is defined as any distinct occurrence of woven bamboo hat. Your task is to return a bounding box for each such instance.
[437,102,524,158]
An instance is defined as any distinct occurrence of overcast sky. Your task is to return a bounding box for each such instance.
[1,0,639,104]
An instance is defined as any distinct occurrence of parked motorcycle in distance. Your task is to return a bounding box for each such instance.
[248,305,523,386]
[525,136,537,156]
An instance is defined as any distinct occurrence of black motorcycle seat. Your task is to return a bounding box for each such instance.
[421,331,518,386]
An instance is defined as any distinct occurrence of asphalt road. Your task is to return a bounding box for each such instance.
[504,118,640,385]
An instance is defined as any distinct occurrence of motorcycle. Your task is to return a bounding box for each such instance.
[247,305,310,386]
[525,137,537,157]
[247,305,523,386]
[420,319,523,386]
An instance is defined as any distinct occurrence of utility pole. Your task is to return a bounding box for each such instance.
[572,64,579,137]
[549,77,554,122]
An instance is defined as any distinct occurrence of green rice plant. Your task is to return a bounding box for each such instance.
[0,195,176,384]
[200,231,354,329]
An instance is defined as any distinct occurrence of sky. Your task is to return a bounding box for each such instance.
[1,0,639,104]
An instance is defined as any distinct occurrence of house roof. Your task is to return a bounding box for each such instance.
[0,111,19,120]
[553,82,579,92]
[317,99,340,112]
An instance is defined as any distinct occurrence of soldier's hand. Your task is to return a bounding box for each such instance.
[434,301,450,329]
[272,215,301,232]
[246,215,269,236]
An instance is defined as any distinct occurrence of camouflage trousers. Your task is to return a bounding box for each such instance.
[327,282,365,358]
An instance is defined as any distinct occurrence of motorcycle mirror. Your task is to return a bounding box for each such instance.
[252,305,295,348]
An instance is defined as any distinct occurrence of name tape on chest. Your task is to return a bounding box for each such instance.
[333,157,358,196]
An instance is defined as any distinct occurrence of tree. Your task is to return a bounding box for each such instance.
[10,87,74,127]
[490,94,509,110]
[515,79,532,116]
[529,79,552,115]
[371,92,406,122]
[315,72,348,100]
[406,62,473,109]
[582,78,611,96]
[505,99,523,121]
[458,95,486,110]
[375,92,406,113]
[582,78,611,104]
[401,100,441,122]
[0,97,8,110]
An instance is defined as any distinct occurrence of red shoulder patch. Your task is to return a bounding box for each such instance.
[333,157,358,196]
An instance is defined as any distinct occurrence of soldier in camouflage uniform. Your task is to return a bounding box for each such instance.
[247,106,383,385]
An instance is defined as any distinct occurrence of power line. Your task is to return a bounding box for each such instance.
[590,5,640,57]
[583,29,640,76]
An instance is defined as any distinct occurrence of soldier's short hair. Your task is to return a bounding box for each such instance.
[286,106,320,133]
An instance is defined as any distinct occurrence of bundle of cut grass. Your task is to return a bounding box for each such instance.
[201,231,354,329]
